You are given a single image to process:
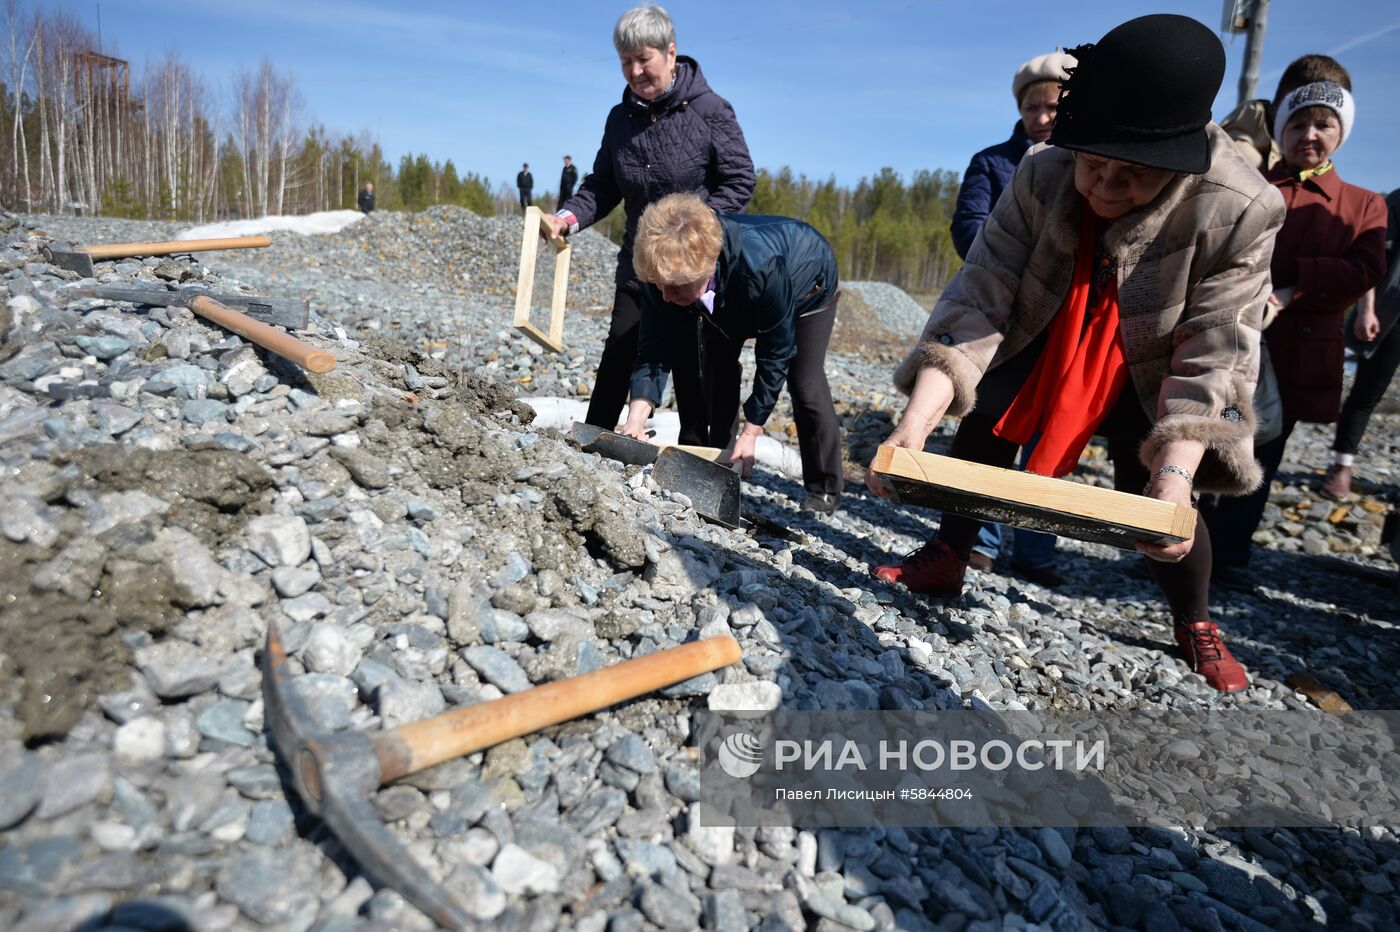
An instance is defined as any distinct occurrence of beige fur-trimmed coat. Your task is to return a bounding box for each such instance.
[895,124,1286,494]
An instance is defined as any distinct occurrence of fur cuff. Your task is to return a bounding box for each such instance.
[1138,408,1263,495]
[892,342,982,417]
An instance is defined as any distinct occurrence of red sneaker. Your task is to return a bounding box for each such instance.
[1174,620,1248,693]
[873,540,968,596]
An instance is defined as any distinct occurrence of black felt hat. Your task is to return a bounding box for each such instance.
[1049,14,1225,174]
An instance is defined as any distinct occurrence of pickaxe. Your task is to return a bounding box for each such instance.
[67,285,331,374]
[70,284,307,330]
[42,235,271,278]
[262,620,742,929]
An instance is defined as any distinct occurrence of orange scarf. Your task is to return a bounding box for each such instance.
[993,206,1128,477]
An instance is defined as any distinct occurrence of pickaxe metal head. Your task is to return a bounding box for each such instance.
[42,241,97,278]
[262,620,475,929]
[262,619,743,929]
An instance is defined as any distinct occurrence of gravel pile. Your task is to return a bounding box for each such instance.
[1,209,1398,931]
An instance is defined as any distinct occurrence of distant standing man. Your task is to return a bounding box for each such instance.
[357,181,375,214]
[517,164,534,211]
[559,156,578,205]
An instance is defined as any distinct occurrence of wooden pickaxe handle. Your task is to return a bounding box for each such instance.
[188,295,336,373]
[80,235,271,260]
[374,636,743,781]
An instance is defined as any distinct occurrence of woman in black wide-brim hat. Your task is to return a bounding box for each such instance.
[867,14,1286,693]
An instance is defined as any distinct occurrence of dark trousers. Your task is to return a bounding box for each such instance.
[518,189,531,210]
[934,364,1213,622]
[1335,324,1400,454]
[559,185,574,204]
[699,298,843,495]
[1200,420,1296,570]
[584,282,707,444]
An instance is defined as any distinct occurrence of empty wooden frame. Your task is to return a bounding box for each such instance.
[871,444,1197,549]
[513,206,570,353]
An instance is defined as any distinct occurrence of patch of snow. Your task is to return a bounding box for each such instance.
[178,210,365,240]
[522,397,805,480]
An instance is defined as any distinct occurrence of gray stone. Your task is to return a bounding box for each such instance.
[406,500,438,521]
[270,564,320,598]
[1165,740,1201,761]
[685,802,734,865]
[113,716,167,762]
[564,788,627,836]
[331,447,391,489]
[89,399,142,435]
[134,641,222,698]
[1195,859,1262,908]
[220,348,267,397]
[0,834,83,896]
[303,622,362,675]
[1036,827,1073,870]
[149,527,224,608]
[708,681,783,712]
[525,608,593,642]
[375,677,446,728]
[36,754,112,819]
[215,847,319,925]
[196,699,256,747]
[245,799,294,846]
[449,863,507,920]
[182,398,229,424]
[705,889,749,932]
[212,430,258,453]
[804,892,876,931]
[639,882,701,930]
[491,842,561,895]
[614,838,678,878]
[86,491,169,536]
[245,514,312,568]
[285,673,358,731]
[1092,826,1133,854]
[480,609,530,644]
[227,765,284,800]
[0,750,46,829]
[280,591,333,622]
[448,579,487,644]
[606,733,657,774]
[644,546,719,600]
[462,645,532,693]
[76,334,130,359]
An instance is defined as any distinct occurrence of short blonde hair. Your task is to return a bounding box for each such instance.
[633,194,723,286]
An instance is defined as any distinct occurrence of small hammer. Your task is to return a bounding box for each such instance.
[262,621,742,928]
[42,235,271,278]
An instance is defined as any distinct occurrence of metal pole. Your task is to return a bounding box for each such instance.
[1238,0,1270,105]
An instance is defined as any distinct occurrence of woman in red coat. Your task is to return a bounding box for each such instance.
[1205,80,1388,579]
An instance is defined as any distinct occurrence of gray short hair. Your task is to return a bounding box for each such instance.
[614,5,675,54]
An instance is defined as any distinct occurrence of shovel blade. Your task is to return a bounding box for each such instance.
[654,447,742,528]
[569,422,662,467]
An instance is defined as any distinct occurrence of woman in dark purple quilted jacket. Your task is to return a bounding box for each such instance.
[544,4,756,444]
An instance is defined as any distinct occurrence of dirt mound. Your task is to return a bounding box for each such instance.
[2,448,274,742]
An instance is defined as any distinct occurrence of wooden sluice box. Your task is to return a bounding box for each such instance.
[870,445,1197,550]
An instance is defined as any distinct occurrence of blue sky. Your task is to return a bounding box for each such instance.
[64,1,1400,194]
